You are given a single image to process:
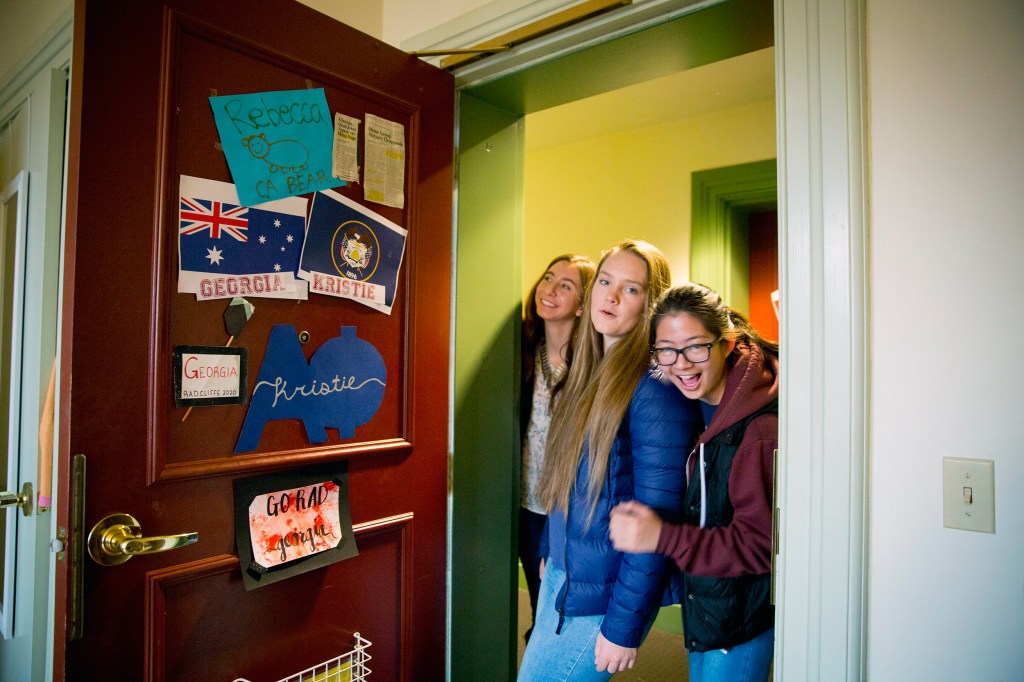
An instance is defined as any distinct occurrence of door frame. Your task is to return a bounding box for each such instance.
[449,0,868,679]
[450,92,525,681]
[690,158,778,313]
[0,9,71,681]
[773,1,867,677]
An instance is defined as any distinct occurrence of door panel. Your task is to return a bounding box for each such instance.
[148,516,411,681]
[161,13,411,481]
[59,1,452,679]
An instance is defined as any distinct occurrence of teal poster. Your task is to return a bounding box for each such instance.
[209,88,344,206]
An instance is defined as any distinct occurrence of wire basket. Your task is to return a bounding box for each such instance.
[234,632,372,682]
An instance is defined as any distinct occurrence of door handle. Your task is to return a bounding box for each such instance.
[87,512,198,566]
[0,482,32,516]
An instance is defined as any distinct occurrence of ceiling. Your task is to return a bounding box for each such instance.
[525,46,775,152]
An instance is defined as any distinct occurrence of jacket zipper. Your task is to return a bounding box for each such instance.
[555,492,573,634]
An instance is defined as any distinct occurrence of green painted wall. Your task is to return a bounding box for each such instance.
[466,0,774,115]
[451,92,523,681]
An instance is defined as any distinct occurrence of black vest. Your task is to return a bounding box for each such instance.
[680,400,777,652]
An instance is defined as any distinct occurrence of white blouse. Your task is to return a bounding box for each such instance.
[521,344,564,513]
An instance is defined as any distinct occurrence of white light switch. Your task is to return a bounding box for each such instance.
[943,457,995,533]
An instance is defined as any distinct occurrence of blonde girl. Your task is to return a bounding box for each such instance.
[518,240,701,681]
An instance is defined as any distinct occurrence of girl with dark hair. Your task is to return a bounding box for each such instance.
[520,253,596,642]
[518,241,702,680]
[609,282,779,682]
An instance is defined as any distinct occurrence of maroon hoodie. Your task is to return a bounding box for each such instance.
[656,341,779,577]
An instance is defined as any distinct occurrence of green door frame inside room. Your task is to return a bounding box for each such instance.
[451,92,525,681]
[690,158,778,315]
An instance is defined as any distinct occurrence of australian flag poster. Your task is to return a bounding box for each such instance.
[178,175,309,301]
[298,189,408,315]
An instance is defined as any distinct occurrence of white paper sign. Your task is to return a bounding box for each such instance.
[179,352,242,400]
[363,113,406,209]
[332,112,361,183]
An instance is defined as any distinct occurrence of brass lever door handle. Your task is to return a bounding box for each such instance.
[0,482,32,516]
[87,512,198,566]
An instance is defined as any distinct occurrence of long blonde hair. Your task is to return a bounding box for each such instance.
[538,240,672,521]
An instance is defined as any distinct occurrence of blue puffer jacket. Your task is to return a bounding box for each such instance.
[552,370,701,648]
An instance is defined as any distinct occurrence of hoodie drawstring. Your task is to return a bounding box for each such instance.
[698,442,707,529]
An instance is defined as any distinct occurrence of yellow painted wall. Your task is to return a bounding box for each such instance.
[523,98,776,293]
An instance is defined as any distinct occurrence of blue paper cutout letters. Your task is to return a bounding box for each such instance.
[235,325,386,453]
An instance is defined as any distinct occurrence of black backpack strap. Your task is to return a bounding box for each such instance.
[712,398,778,446]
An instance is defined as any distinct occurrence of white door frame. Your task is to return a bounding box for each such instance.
[773,0,867,679]
[0,9,72,681]
[449,0,868,679]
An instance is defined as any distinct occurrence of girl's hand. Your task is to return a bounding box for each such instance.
[609,500,662,553]
[594,632,637,673]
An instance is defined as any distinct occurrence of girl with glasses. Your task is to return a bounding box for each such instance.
[520,253,596,643]
[518,241,702,680]
[609,282,779,682]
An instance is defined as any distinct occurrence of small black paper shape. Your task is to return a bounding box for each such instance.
[224,297,255,338]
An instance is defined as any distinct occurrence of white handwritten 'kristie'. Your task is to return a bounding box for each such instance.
[254,374,385,408]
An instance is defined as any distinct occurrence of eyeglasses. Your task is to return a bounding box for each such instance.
[651,341,717,366]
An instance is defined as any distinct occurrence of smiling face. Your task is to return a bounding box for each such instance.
[654,312,735,405]
[535,259,584,324]
[590,250,649,351]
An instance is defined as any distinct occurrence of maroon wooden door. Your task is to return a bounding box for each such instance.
[55,1,452,680]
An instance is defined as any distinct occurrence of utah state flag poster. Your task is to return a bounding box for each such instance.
[298,189,408,314]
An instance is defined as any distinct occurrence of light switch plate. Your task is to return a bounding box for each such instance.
[943,457,995,533]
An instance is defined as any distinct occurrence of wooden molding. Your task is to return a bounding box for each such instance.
[436,0,632,69]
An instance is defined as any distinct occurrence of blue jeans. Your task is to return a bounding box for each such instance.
[687,627,774,682]
[517,566,613,682]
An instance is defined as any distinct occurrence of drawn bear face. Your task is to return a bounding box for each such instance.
[242,133,270,158]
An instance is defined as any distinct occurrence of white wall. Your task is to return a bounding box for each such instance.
[0,0,69,83]
[386,0,587,51]
[866,1,1024,679]
[384,0,491,47]
[299,0,383,38]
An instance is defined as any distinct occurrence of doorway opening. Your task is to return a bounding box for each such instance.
[449,0,776,678]
[690,158,779,341]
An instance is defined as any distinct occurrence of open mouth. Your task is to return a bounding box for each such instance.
[677,372,701,391]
